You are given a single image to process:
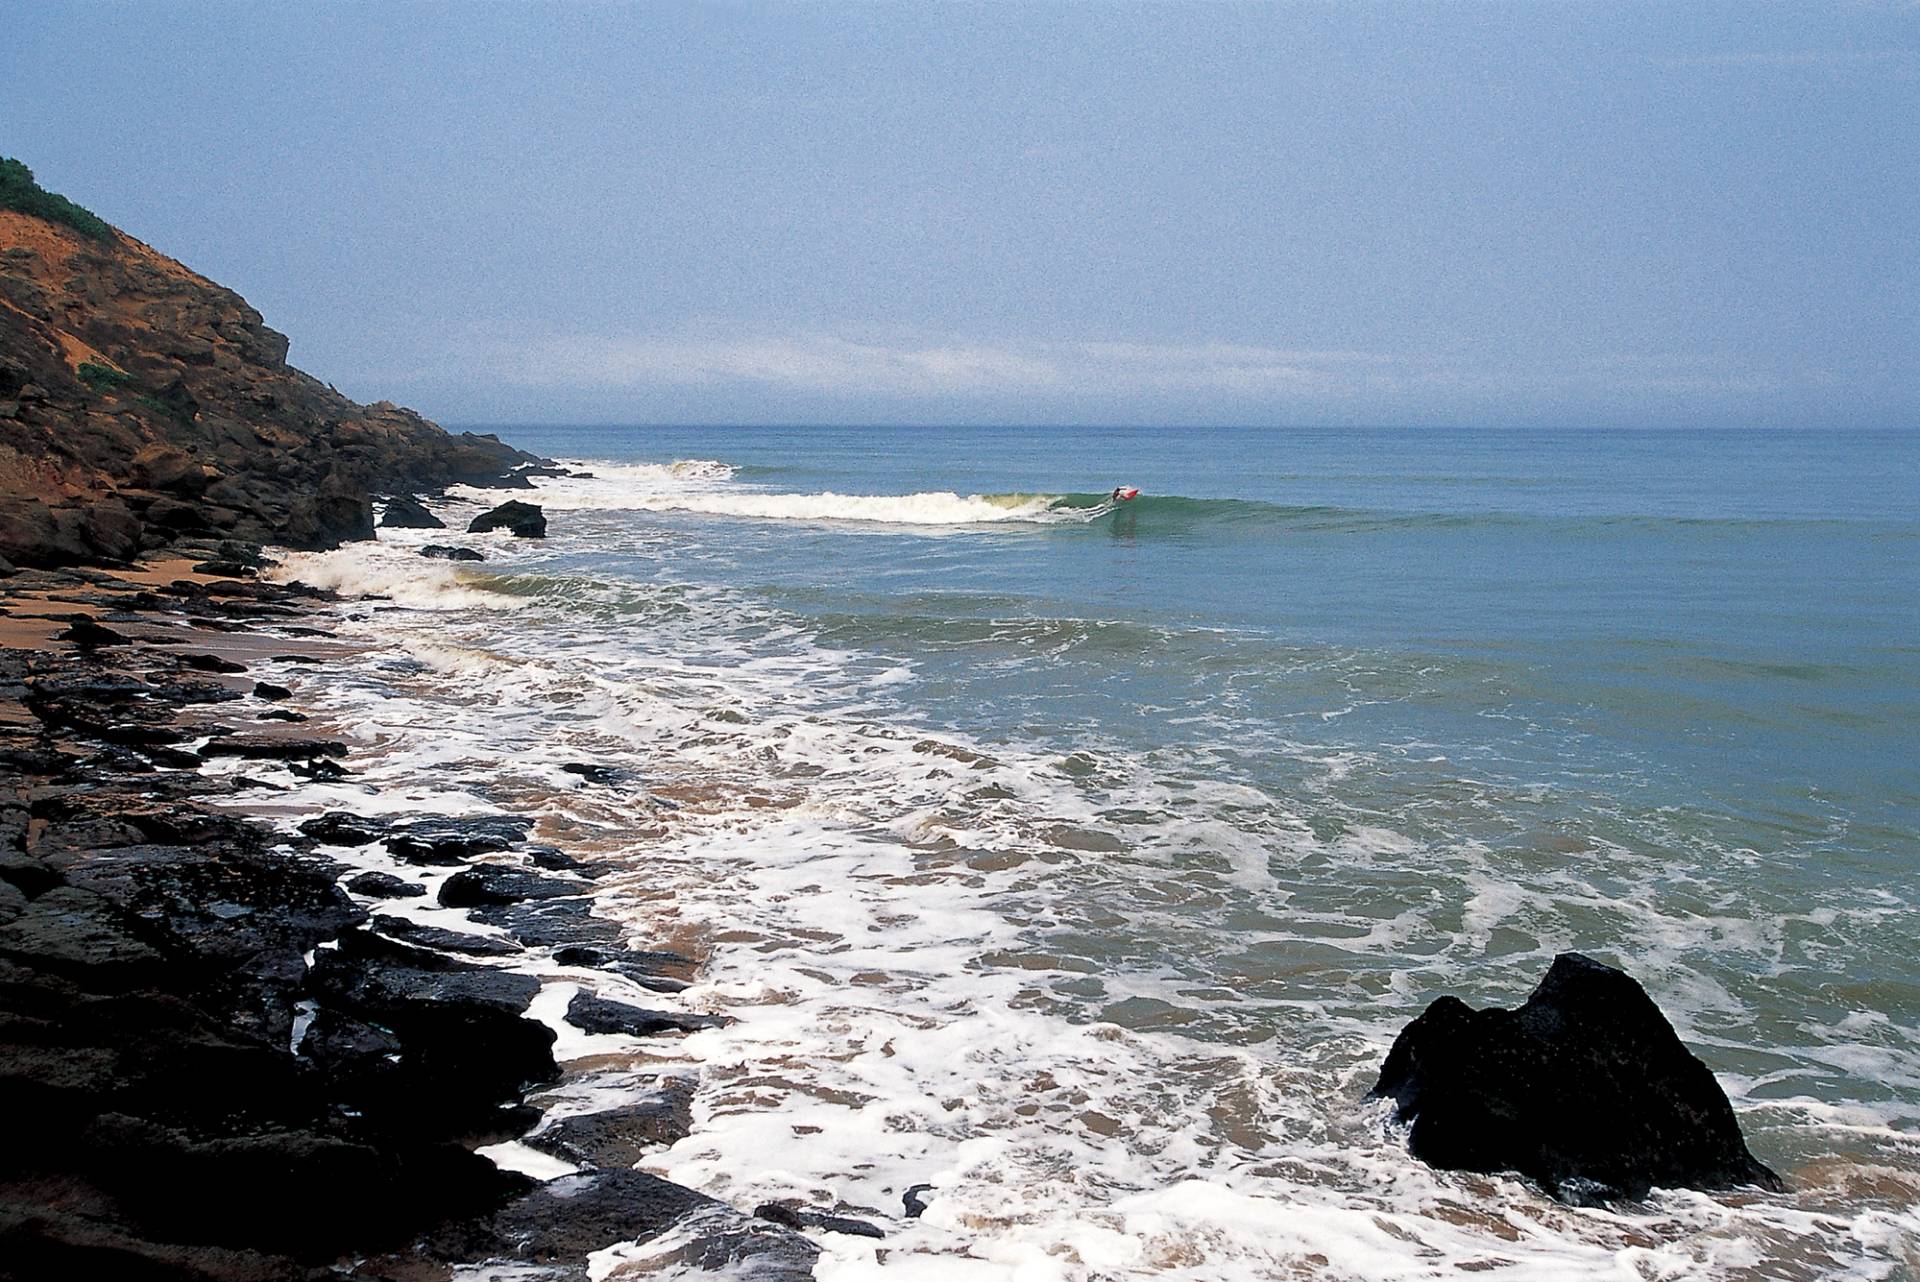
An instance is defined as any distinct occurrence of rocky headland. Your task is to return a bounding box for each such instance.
[0,158,544,569]
[0,164,826,1279]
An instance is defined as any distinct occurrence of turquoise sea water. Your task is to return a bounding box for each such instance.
[290,425,1920,1278]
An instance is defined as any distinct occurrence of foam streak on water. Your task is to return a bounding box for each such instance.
[259,448,1920,1281]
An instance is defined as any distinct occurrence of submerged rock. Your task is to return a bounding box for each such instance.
[1369,952,1782,1204]
[523,1080,695,1169]
[468,898,623,949]
[564,991,723,1038]
[439,866,581,908]
[552,943,694,993]
[467,500,546,539]
[755,1202,886,1239]
[419,543,484,561]
[561,761,628,784]
[285,758,350,781]
[200,735,346,761]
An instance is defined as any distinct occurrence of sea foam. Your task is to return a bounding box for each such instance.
[235,456,1919,1280]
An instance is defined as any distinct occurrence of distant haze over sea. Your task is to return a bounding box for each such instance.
[6,2,1915,429]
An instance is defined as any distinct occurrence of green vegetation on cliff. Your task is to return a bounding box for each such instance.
[0,157,115,242]
[76,359,134,393]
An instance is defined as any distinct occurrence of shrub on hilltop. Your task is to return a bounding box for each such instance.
[0,156,115,242]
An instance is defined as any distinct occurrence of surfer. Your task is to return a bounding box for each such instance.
[1111,486,1139,503]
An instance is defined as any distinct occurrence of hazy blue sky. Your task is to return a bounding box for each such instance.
[6,2,1916,427]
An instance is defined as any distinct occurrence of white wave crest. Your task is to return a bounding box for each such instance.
[618,490,1088,526]
[582,457,737,483]
[462,456,1110,527]
[269,543,525,611]
[455,457,740,512]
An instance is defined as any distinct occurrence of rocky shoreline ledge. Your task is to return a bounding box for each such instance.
[0,548,822,1280]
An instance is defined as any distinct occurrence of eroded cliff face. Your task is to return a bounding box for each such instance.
[0,209,536,567]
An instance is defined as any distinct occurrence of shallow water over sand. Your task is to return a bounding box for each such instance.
[268,426,1919,1279]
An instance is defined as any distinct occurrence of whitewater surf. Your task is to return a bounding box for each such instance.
[269,426,1919,1281]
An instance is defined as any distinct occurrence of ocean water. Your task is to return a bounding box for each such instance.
[272,426,1918,1279]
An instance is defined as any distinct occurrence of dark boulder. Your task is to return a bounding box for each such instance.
[78,1109,525,1259]
[902,1184,936,1218]
[77,498,143,562]
[553,943,695,993]
[297,812,387,847]
[467,500,546,539]
[142,496,213,534]
[1370,952,1782,1204]
[523,1081,695,1169]
[419,543,484,561]
[0,498,140,567]
[0,886,161,989]
[384,815,530,864]
[279,486,374,551]
[755,1202,886,1239]
[24,669,148,702]
[562,761,628,785]
[192,557,257,578]
[421,1170,817,1282]
[286,758,350,781]
[145,675,242,705]
[438,866,581,908]
[563,991,723,1039]
[199,736,346,761]
[252,681,291,700]
[0,1200,308,1281]
[0,496,67,567]
[0,849,61,898]
[525,845,603,876]
[344,871,425,900]
[55,618,128,647]
[367,914,523,958]
[304,930,558,1104]
[51,841,365,1032]
[468,897,624,949]
[181,652,246,674]
[378,495,445,529]
[0,496,126,568]
[129,444,210,496]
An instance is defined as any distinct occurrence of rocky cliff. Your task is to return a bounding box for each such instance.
[0,180,539,569]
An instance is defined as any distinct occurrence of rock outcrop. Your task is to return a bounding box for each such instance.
[0,571,822,1278]
[468,500,546,538]
[1370,952,1781,1204]
[0,193,540,568]
[378,495,444,529]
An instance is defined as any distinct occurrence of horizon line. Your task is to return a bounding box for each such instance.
[444,420,1920,433]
